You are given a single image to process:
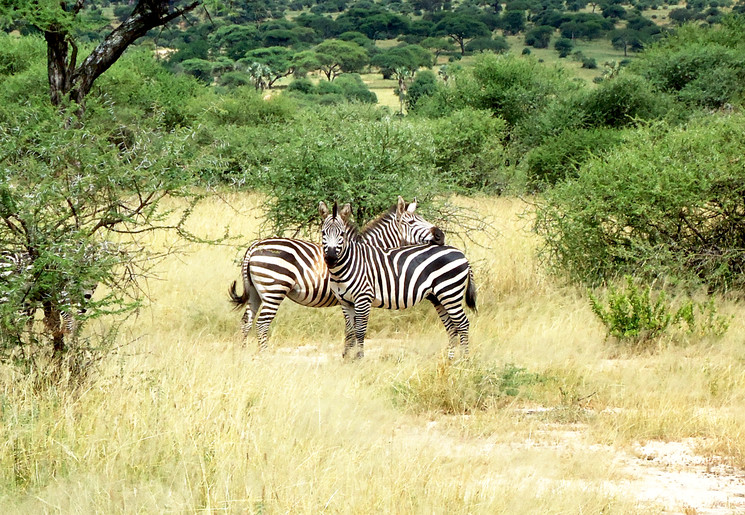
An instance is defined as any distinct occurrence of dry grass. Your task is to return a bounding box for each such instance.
[1,193,744,513]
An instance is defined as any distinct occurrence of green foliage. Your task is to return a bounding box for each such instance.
[179,58,214,84]
[577,74,667,128]
[631,17,745,109]
[523,127,624,190]
[286,74,377,104]
[525,25,554,48]
[534,114,745,291]
[0,104,211,374]
[554,37,574,57]
[259,105,440,235]
[370,44,432,79]
[405,69,440,112]
[391,360,549,414]
[0,33,45,75]
[426,108,510,192]
[454,53,577,127]
[589,277,674,342]
[589,276,730,345]
[310,39,369,80]
[186,86,297,126]
[95,48,205,129]
[465,36,510,54]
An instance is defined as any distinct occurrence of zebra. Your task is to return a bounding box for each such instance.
[319,201,476,360]
[0,250,96,340]
[229,196,445,350]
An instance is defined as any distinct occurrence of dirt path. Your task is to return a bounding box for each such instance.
[273,346,745,513]
[616,439,745,514]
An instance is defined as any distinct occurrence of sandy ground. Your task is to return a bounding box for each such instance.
[617,439,745,514]
[274,345,745,514]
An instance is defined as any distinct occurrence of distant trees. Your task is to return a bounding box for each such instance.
[371,44,432,79]
[434,13,491,54]
[242,47,297,88]
[301,40,369,80]
[525,26,554,48]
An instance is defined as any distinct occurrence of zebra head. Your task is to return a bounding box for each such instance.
[319,201,352,268]
[395,196,445,246]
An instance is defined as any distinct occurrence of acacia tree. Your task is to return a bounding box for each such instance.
[0,2,217,375]
[0,106,211,370]
[434,14,491,55]
[242,47,297,88]
[0,0,202,109]
[308,39,368,81]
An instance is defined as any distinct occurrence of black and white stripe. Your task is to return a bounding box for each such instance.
[319,201,476,360]
[0,250,95,338]
[229,196,445,350]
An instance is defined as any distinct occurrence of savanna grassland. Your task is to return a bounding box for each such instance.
[2,193,744,513]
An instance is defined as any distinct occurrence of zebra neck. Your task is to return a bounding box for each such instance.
[328,240,363,275]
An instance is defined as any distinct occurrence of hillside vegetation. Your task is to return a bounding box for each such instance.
[2,1,745,512]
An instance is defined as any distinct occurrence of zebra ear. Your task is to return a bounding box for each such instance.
[339,203,352,221]
[319,201,329,218]
[397,196,406,217]
[407,198,417,213]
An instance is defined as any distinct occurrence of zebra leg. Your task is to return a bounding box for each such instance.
[443,302,470,358]
[240,308,254,342]
[239,281,263,345]
[353,300,372,360]
[60,311,78,342]
[429,297,458,359]
[341,304,356,359]
[254,300,283,351]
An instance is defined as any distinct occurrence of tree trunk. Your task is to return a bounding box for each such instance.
[43,302,66,357]
[45,0,200,109]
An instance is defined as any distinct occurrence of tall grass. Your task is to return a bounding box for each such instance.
[1,193,743,512]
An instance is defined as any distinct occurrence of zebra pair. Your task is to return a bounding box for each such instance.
[229,197,445,351]
[319,201,476,360]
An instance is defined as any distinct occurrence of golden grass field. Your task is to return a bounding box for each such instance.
[2,193,745,513]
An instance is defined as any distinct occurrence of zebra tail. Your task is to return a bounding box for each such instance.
[465,269,477,313]
[228,280,248,310]
[229,249,252,310]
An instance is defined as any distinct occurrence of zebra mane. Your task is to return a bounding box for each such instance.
[359,204,399,239]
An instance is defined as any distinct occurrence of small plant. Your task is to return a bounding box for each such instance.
[589,276,672,342]
[391,360,548,414]
[589,276,731,344]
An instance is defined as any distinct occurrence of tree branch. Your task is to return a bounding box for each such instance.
[68,1,200,103]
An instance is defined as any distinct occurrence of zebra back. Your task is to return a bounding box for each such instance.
[360,196,444,248]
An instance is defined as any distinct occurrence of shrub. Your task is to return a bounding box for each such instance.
[577,74,667,128]
[333,73,377,103]
[186,86,297,126]
[405,70,439,113]
[589,276,730,345]
[0,107,212,377]
[534,114,745,291]
[260,105,440,235]
[523,127,624,190]
[391,360,549,414]
[630,18,745,109]
[0,33,45,76]
[464,53,577,127]
[426,108,510,192]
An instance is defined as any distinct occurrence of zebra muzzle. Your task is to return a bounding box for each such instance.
[324,249,339,267]
[431,227,445,245]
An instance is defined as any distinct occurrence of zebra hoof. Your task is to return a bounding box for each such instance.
[355,350,364,360]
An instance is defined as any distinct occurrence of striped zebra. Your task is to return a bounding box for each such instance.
[229,196,445,350]
[0,250,95,339]
[319,201,476,360]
